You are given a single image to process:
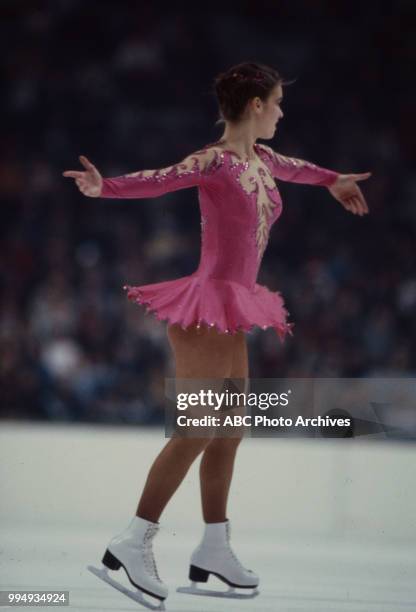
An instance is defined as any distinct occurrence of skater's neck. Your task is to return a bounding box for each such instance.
[218,123,258,161]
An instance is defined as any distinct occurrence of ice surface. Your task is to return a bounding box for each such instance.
[1,422,415,611]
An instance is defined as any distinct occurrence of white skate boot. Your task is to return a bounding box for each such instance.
[177,519,259,599]
[87,516,167,610]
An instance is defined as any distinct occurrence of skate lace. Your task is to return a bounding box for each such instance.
[225,524,246,570]
[142,525,162,583]
[227,543,246,569]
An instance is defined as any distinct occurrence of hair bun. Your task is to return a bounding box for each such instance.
[213,61,291,123]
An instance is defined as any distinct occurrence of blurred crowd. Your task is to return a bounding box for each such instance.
[1,1,415,433]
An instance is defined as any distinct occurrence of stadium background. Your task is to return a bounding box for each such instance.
[1,1,415,431]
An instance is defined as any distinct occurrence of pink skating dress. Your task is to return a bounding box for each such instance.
[100,141,338,342]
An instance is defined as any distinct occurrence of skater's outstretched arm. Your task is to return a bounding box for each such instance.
[63,148,218,200]
[257,143,371,216]
[257,143,339,186]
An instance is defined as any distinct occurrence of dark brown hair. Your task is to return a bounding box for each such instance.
[212,61,295,125]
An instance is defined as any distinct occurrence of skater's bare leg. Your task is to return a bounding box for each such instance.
[200,330,248,523]
[199,436,243,522]
[135,437,211,523]
[135,323,236,523]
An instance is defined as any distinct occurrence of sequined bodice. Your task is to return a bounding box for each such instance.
[100,142,338,291]
[194,145,283,289]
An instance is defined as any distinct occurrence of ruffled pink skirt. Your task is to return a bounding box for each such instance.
[123,273,294,343]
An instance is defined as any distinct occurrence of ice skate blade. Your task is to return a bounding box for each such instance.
[87,565,165,610]
[177,582,259,599]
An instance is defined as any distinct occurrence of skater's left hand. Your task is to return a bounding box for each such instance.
[327,172,371,216]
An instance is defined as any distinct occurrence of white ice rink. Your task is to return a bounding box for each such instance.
[1,422,416,611]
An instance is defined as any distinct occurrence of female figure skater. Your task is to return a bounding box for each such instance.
[63,62,370,608]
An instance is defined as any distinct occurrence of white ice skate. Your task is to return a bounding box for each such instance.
[177,519,259,600]
[87,516,167,610]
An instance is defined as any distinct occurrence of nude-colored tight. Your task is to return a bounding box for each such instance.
[136,322,248,524]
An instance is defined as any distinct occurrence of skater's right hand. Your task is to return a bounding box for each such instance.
[62,155,103,197]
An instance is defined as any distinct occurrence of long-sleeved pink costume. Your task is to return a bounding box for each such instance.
[100,141,338,342]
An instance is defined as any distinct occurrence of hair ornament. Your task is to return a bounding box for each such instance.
[230,71,264,85]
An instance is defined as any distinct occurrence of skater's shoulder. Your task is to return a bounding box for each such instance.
[254,142,275,159]
[188,143,229,178]
[193,142,229,160]
[255,142,273,153]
